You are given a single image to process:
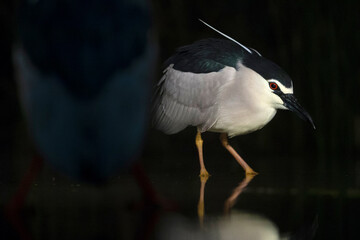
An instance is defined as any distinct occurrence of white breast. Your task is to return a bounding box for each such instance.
[209,63,278,137]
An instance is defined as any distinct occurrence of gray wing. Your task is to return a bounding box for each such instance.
[153,64,236,134]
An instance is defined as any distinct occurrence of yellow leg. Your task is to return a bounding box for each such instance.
[196,130,210,179]
[220,133,258,176]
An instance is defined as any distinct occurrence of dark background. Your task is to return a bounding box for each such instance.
[1,0,360,239]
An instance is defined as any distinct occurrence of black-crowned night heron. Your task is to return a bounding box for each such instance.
[153,20,315,177]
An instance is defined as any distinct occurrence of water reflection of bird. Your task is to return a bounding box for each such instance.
[14,0,155,181]
[197,173,256,228]
[224,174,256,215]
[158,211,318,240]
[159,174,318,240]
[152,20,315,178]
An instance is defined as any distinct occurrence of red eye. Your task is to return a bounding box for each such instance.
[269,82,278,90]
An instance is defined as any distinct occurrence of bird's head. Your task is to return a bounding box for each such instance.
[198,19,315,129]
[266,78,315,129]
[244,55,315,129]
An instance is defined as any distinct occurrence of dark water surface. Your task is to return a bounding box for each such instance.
[1,1,359,238]
[2,131,359,240]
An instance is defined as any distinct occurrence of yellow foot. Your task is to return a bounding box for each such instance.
[199,169,210,182]
[199,169,210,177]
[245,169,258,176]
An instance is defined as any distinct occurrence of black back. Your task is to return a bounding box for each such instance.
[165,38,292,88]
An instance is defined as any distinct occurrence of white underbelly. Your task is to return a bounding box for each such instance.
[209,107,277,137]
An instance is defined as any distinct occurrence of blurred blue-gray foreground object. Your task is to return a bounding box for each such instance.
[14,0,156,181]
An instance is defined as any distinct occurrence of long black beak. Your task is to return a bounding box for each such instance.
[280,94,316,129]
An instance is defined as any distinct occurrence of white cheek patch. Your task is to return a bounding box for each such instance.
[268,79,293,94]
